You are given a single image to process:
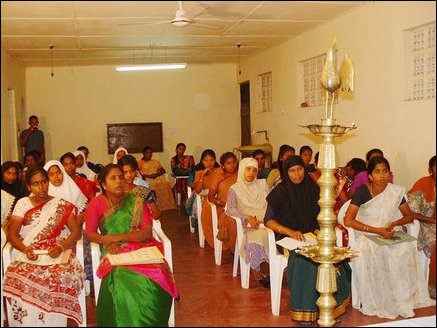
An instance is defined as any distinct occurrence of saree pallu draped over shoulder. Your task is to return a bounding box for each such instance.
[96,193,178,327]
[351,183,434,319]
[3,197,86,326]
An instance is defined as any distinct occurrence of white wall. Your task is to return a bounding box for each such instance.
[25,63,240,171]
[239,1,436,188]
[1,46,26,162]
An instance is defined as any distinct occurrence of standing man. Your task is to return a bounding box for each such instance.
[20,115,45,165]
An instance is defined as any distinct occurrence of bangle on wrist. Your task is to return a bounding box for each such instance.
[59,244,65,252]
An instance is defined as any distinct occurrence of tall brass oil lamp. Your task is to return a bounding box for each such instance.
[297,40,357,327]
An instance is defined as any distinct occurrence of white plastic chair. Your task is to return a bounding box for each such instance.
[224,207,249,288]
[3,239,87,327]
[266,227,288,316]
[208,201,223,265]
[174,176,189,209]
[195,189,209,248]
[187,187,195,233]
[90,220,175,327]
[224,206,267,289]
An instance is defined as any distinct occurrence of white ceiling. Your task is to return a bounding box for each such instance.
[1,1,368,67]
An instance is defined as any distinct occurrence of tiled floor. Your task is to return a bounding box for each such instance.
[82,209,435,327]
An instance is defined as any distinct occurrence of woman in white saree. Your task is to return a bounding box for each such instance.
[3,166,85,326]
[344,157,434,319]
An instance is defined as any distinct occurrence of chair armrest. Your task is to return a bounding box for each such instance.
[152,221,173,272]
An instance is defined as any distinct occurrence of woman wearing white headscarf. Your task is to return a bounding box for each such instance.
[220,157,270,280]
[43,160,88,215]
[44,160,93,292]
[73,150,97,182]
[112,147,128,164]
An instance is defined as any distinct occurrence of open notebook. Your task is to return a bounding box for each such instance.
[106,246,164,266]
[15,249,72,266]
[276,232,318,251]
[365,230,417,246]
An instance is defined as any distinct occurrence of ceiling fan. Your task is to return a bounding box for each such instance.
[119,1,220,29]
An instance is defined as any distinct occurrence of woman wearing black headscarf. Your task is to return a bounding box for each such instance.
[265,155,351,323]
[1,161,29,202]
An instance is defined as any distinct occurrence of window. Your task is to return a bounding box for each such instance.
[404,21,436,101]
[257,72,272,112]
[299,53,338,108]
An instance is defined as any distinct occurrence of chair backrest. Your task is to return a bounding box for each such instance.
[336,200,355,248]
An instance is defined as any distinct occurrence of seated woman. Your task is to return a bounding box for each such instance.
[138,146,176,211]
[333,158,367,215]
[171,143,195,206]
[112,147,128,164]
[202,152,237,249]
[252,149,272,180]
[118,154,161,219]
[265,155,351,323]
[73,150,98,182]
[343,156,433,319]
[187,149,218,226]
[408,155,436,297]
[266,144,295,190]
[43,160,88,222]
[44,159,94,288]
[220,157,270,283]
[1,161,29,205]
[61,152,97,202]
[190,149,219,195]
[85,164,179,327]
[348,148,394,196]
[3,166,85,326]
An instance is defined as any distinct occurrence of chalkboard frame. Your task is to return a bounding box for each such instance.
[107,122,163,154]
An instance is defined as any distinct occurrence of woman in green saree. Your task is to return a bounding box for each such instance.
[85,164,178,327]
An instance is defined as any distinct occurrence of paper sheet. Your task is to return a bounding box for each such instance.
[106,246,164,266]
[275,233,318,250]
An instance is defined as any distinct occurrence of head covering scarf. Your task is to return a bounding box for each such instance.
[1,161,28,199]
[73,150,97,181]
[266,155,320,234]
[113,147,129,164]
[230,157,267,209]
[2,161,19,195]
[44,160,88,213]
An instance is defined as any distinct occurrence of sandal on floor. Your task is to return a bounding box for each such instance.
[258,276,270,289]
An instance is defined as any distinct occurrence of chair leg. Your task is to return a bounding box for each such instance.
[188,216,195,233]
[214,239,222,266]
[232,243,239,277]
[168,298,175,327]
[240,256,250,289]
[270,262,283,316]
[198,216,205,248]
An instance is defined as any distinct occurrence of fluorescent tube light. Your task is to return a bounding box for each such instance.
[115,63,187,72]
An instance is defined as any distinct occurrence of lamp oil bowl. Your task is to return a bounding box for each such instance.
[296,245,358,264]
[300,123,356,136]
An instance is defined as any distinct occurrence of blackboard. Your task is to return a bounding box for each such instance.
[107,122,163,154]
